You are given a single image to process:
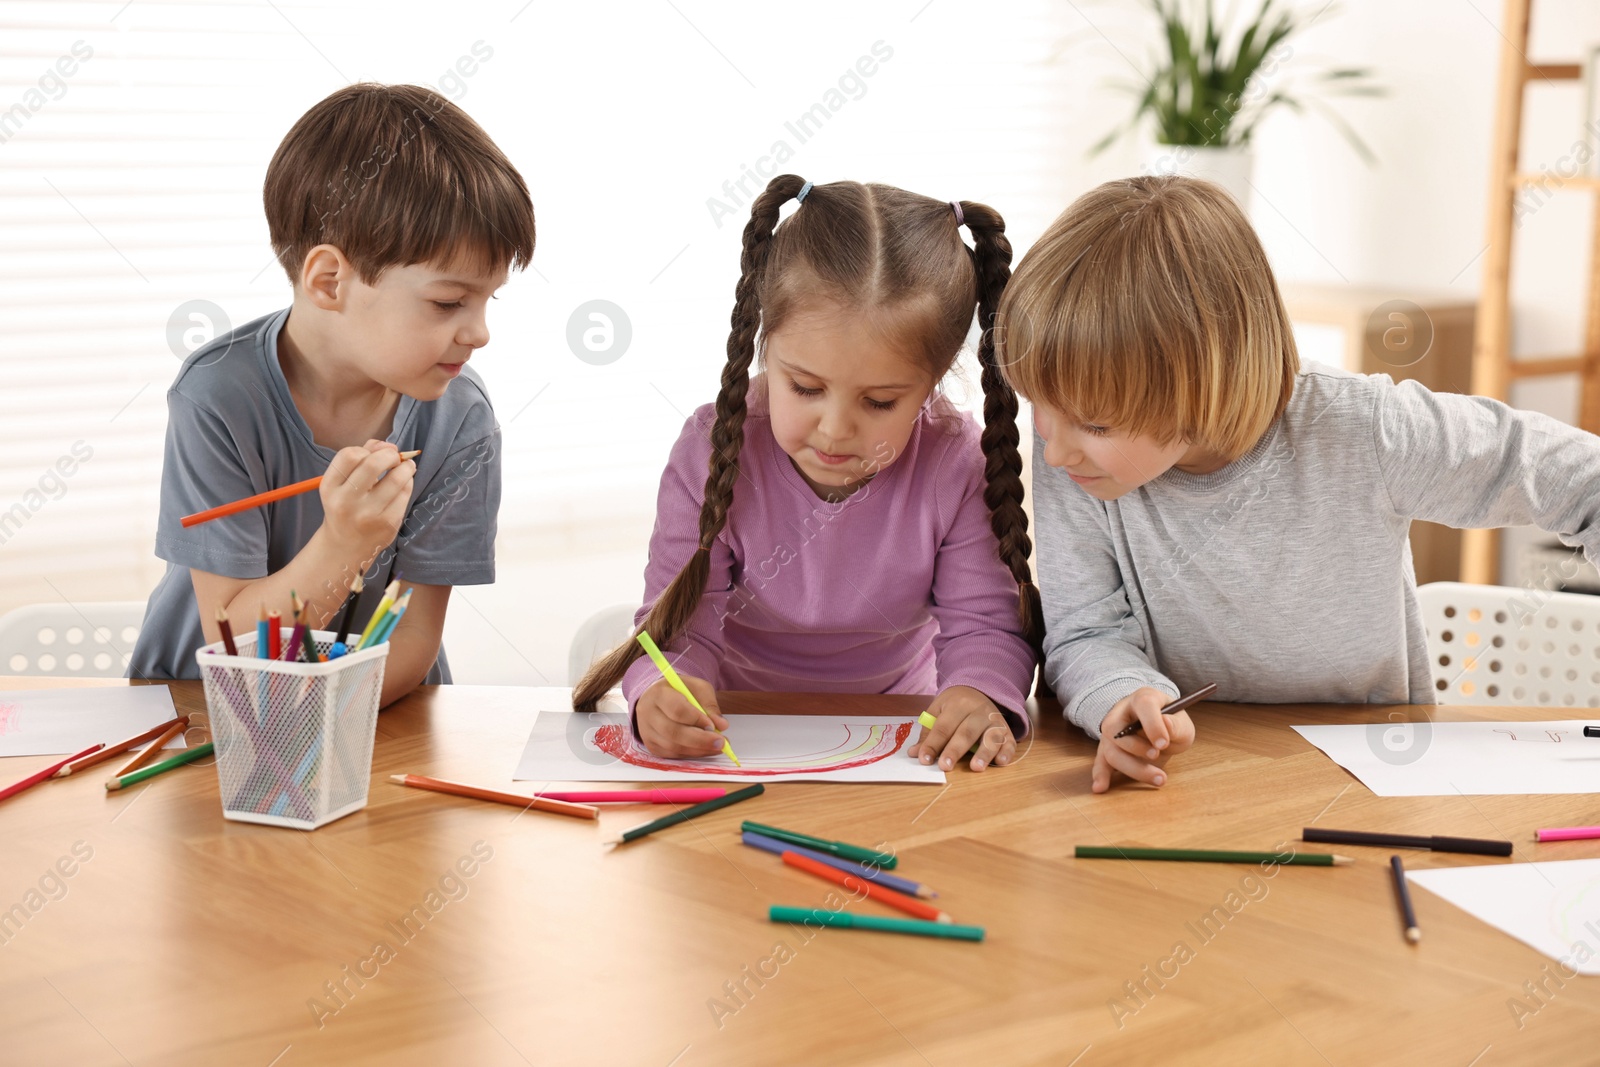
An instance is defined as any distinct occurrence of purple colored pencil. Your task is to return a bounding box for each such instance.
[740,831,935,899]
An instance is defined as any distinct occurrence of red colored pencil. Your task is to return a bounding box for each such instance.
[180,451,421,527]
[781,850,951,923]
[267,611,281,660]
[389,773,599,820]
[0,745,103,804]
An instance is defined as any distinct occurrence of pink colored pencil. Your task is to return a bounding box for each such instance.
[1535,826,1600,842]
[0,744,103,804]
[534,788,727,804]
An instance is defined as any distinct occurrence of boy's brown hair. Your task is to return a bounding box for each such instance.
[998,176,1297,462]
[264,83,535,284]
[573,175,1045,711]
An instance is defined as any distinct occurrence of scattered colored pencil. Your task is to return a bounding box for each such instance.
[635,630,740,766]
[55,716,188,777]
[105,741,215,791]
[537,788,727,804]
[355,580,401,649]
[178,450,421,527]
[332,574,365,652]
[1535,825,1600,842]
[110,717,190,778]
[741,831,935,898]
[608,784,764,845]
[1111,683,1220,739]
[389,773,598,820]
[1074,846,1352,866]
[0,745,103,804]
[216,608,238,656]
[781,850,949,923]
[741,821,897,869]
[769,906,984,942]
[1390,855,1421,944]
[1303,827,1512,857]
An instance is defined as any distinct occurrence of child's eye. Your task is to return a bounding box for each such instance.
[1082,424,1110,437]
[788,380,822,398]
[432,300,464,311]
[865,397,897,412]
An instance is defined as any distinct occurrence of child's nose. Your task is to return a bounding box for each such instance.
[817,404,852,443]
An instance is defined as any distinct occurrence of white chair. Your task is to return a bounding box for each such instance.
[566,603,639,685]
[1416,581,1600,708]
[0,601,147,678]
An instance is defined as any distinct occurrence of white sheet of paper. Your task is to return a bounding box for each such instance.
[0,685,184,758]
[1408,859,1600,975]
[515,706,945,785]
[1291,720,1600,796]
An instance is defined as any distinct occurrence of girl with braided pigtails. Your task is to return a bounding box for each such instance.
[572,175,1042,773]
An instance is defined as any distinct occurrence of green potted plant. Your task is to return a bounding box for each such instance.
[1092,0,1383,204]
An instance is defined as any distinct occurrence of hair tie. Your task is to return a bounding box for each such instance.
[796,181,813,203]
[950,201,964,226]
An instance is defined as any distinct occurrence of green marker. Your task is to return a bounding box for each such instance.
[742,821,897,869]
[636,631,740,766]
[770,906,984,942]
[105,742,215,791]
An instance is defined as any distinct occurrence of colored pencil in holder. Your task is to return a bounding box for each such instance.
[216,608,238,656]
[332,574,365,652]
[355,580,401,650]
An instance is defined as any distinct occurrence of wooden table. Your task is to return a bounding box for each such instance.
[2,680,1598,1066]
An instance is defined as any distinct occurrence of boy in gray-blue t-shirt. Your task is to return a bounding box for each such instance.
[130,83,536,707]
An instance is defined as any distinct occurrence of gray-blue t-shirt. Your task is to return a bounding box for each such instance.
[129,308,501,681]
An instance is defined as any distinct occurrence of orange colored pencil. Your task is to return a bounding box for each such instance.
[54,716,189,777]
[389,773,599,820]
[180,450,421,528]
[110,718,190,778]
[781,850,951,923]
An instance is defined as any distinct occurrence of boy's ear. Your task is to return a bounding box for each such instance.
[298,243,355,311]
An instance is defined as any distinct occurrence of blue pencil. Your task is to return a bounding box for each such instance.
[741,831,936,899]
[370,588,412,645]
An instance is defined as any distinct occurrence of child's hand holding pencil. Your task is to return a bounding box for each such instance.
[636,673,731,759]
[318,441,417,557]
[1091,686,1198,793]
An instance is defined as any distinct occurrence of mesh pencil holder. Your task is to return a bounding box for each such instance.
[195,629,389,830]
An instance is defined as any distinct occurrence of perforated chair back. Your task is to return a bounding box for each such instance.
[1416,582,1600,708]
[567,603,639,685]
[0,601,147,677]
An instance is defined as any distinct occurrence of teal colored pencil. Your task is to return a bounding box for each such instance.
[1074,846,1352,866]
[105,742,215,791]
[741,821,897,869]
[769,906,983,941]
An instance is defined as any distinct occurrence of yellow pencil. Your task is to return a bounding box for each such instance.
[635,631,740,766]
[355,579,400,649]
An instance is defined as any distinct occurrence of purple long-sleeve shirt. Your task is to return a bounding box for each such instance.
[620,380,1036,735]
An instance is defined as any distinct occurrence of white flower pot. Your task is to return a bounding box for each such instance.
[1141,143,1255,210]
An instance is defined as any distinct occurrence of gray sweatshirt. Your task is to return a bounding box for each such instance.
[1033,363,1600,738]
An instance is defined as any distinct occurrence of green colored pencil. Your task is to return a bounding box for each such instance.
[609,784,764,845]
[1074,846,1352,866]
[105,742,215,791]
[742,821,897,869]
[770,906,984,941]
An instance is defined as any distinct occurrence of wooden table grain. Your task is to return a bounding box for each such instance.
[1,678,1598,1066]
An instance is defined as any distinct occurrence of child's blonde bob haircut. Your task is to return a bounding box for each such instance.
[998,175,1298,463]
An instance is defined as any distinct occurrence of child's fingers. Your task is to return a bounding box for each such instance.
[1090,747,1115,793]
[681,675,727,730]
[914,714,954,765]
[938,710,1006,770]
[1126,689,1176,750]
[970,723,1014,772]
[342,446,408,493]
[1164,710,1197,753]
[1099,741,1168,787]
[323,446,377,490]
